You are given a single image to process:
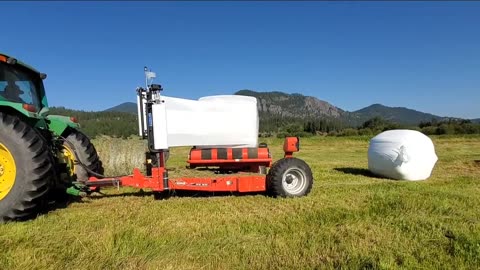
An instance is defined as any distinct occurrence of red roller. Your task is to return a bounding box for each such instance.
[188,147,272,173]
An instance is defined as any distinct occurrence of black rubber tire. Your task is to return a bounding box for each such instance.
[266,157,313,197]
[0,113,54,222]
[63,129,104,182]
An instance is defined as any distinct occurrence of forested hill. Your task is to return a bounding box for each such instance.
[233,90,347,133]
[235,90,344,118]
[104,102,137,114]
[48,107,138,138]
[102,91,456,127]
[53,90,478,138]
[234,90,449,126]
[351,104,447,125]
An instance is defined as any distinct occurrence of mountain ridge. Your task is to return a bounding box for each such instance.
[102,91,476,125]
[350,103,447,125]
[104,102,137,114]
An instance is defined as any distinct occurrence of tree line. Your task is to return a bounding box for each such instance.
[48,107,138,138]
[49,107,480,139]
[263,116,480,137]
[418,118,480,135]
[333,117,480,137]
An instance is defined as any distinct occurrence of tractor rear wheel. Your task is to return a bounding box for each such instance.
[266,157,313,197]
[0,113,54,222]
[62,129,103,182]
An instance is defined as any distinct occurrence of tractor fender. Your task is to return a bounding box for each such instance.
[0,103,39,118]
[46,115,80,136]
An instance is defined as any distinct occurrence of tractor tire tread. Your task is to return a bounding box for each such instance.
[0,112,54,222]
[64,129,104,181]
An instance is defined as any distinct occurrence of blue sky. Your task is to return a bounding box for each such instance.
[2,1,479,118]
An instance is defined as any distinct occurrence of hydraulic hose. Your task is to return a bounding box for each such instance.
[59,136,128,179]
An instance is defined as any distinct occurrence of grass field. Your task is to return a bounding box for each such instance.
[1,135,479,269]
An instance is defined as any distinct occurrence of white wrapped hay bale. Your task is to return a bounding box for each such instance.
[153,95,259,148]
[368,130,438,181]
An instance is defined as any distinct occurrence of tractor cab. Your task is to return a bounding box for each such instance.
[0,54,80,136]
[0,54,47,114]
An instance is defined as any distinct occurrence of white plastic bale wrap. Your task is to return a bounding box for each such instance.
[368,130,438,181]
[153,95,259,148]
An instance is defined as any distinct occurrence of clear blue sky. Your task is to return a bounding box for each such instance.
[2,1,479,118]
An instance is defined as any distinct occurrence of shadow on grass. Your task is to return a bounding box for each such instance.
[87,189,266,200]
[36,193,90,220]
[334,167,382,178]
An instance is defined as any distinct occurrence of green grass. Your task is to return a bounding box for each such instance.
[1,135,479,269]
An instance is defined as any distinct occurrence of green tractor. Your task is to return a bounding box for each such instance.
[0,53,103,222]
